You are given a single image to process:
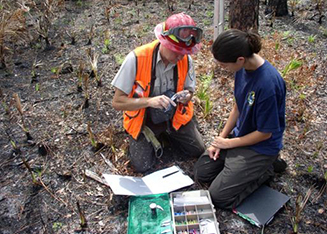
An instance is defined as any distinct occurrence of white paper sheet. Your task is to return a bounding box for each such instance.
[103,165,194,196]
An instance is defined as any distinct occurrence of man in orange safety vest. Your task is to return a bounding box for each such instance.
[112,13,205,173]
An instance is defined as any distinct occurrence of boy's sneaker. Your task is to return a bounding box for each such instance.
[273,158,287,173]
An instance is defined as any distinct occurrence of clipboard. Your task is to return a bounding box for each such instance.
[233,185,290,227]
[103,165,194,196]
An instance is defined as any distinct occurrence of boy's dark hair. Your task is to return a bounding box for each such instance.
[211,29,262,63]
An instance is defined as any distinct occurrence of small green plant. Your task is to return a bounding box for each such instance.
[22,156,41,185]
[307,165,314,173]
[200,73,213,87]
[298,93,306,100]
[275,41,280,51]
[143,24,151,33]
[34,167,43,177]
[61,109,68,118]
[206,10,214,18]
[77,201,88,229]
[312,151,319,158]
[203,19,211,26]
[35,83,39,91]
[10,139,21,155]
[316,141,323,151]
[106,124,117,155]
[287,37,294,45]
[101,30,111,54]
[216,120,224,132]
[308,35,316,43]
[281,31,295,45]
[52,63,68,79]
[102,39,110,54]
[290,187,313,233]
[281,59,302,77]
[86,122,104,152]
[196,72,214,118]
[32,42,42,50]
[128,9,137,17]
[114,54,125,65]
[282,31,291,38]
[203,98,213,118]
[114,17,122,25]
[51,67,57,74]
[197,73,213,98]
[31,60,43,83]
[76,0,83,7]
[196,84,209,101]
[52,222,63,232]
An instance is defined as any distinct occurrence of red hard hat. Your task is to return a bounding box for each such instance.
[154,12,202,55]
[165,12,196,29]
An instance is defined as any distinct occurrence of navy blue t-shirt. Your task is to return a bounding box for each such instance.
[233,60,286,155]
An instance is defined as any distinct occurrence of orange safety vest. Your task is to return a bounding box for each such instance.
[123,40,194,139]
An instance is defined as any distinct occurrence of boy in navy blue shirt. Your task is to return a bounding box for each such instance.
[194,29,286,210]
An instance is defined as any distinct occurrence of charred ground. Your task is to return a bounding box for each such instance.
[0,0,326,233]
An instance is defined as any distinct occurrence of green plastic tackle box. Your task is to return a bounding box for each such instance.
[128,193,173,234]
[127,190,220,234]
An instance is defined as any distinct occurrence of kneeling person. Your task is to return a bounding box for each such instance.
[112,13,205,173]
[194,29,286,209]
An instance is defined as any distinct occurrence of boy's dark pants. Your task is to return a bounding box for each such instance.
[129,117,205,173]
[194,147,278,210]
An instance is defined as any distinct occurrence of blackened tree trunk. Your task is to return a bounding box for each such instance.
[229,0,260,32]
[266,0,289,17]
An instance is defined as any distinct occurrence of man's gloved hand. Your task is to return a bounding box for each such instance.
[172,90,191,104]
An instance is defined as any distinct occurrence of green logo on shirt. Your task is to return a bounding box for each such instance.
[247,91,255,106]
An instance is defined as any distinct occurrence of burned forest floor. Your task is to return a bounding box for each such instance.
[0,0,327,233]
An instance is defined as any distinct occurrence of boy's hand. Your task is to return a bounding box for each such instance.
[208,146,220,160]
[212,136,231,149]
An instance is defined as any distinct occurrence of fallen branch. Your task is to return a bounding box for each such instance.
[85,169,110,187]
[39,179,74,214]
[100,153,116,172]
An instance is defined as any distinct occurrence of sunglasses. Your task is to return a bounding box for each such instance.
[162,26,203,46]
